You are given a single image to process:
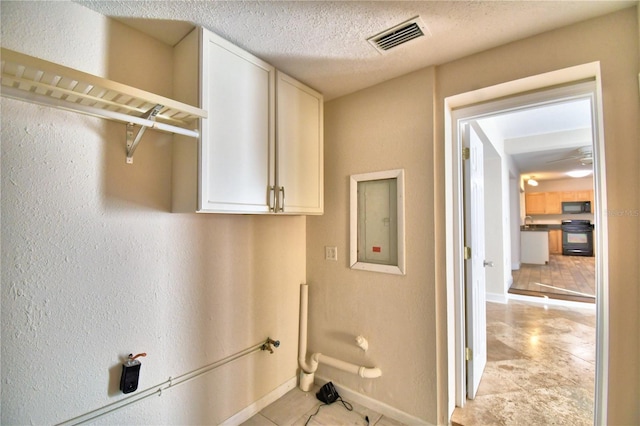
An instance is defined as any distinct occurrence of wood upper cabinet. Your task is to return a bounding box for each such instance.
[545,192,562,214]
[172,27,323,214]
[576,190,592,203]
[525,190,593,215]
[561,190,592,202]
[525,193,546,215]
[525,192,560,214]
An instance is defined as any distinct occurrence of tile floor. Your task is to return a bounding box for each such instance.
[242,384,404,426]
[243,300,595,426]
[510,254,596,303]
[451,300,596,425]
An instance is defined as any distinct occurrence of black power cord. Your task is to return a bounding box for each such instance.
[304,396,353,426]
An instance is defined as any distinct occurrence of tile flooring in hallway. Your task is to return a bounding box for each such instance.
[242,384,404,426]
[510,254,596,303]
[451,300,596,425]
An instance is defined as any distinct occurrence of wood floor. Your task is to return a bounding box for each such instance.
[510,254,595,303]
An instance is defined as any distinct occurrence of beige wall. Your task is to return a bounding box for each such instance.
[1,2,305,424]
[434,7,639,425]
[2,2,638,425]
[310,6,639,425]
[307,66,437,421]
[524,176,594,193]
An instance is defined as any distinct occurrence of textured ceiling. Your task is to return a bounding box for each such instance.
[76,0,636,101]
[76,0,633,183]
[477,98,594,181]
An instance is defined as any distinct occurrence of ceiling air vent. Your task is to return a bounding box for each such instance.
[367,16,430,54]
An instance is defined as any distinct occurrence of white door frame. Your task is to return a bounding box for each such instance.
[444,62,609,423]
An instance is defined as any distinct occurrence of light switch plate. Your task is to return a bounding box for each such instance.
[325,246,338,261]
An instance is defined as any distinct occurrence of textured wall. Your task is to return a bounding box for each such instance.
[307,67,437,422]
[3,2,638,425]
[1,2,305,424]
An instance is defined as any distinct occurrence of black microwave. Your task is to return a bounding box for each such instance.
[562,201,591,214]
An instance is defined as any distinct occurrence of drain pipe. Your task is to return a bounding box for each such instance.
[298,284,318,390]
[311,353,382,379]
[298,284,382,392]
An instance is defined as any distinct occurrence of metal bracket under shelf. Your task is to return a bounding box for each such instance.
[1,47,207,166]
[126,104,163,164]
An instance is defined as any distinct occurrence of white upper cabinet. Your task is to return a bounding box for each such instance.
[276,71,324,214]
[200,28,275,213]
[172,27,323,215]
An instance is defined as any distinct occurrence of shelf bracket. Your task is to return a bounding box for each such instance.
[126,104,164,164]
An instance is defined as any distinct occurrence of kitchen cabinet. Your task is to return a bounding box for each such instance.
[548,229,562,254]
[525,192,546,214]
[525,190,593,215]
[521,230,549,264]
[525,192,561,215]
[276,71,323,214]
[172,27,323,214]
[561,190,593,202]
[545,192,562,214]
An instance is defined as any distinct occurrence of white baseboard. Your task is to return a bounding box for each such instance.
[315,375,433,426]
[512,262,521,270]
[220,376,297,425]
[486,292,509,304]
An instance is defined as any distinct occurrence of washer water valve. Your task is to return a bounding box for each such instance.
[261,337,280,354]
[355,335,369,352]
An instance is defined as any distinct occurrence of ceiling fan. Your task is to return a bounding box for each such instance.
[547,146,593,165]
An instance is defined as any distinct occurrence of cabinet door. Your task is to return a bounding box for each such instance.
[545,192,562,214]
[575,190,591,202]
[548,230,562,254]
[525,193,546,215]
[275,71,323,214]
[561,191,577,202]
[199,29,275,213]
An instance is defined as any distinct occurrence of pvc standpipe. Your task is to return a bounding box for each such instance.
[297,284,382,391]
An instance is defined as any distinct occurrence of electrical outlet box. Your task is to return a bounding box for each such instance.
[120,360,141,394]
[325,246,338,261]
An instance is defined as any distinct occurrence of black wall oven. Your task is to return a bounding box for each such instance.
[561,219,594,256]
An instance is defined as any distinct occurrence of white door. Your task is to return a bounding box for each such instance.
[463,121,487,399]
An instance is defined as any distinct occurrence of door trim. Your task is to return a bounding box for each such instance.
[444,62,609,424]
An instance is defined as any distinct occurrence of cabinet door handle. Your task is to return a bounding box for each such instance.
[268,186,276,212]
[279,186,285,212]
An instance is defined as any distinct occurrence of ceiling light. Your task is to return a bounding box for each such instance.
[527,177,539,186]
[566,169,592,178]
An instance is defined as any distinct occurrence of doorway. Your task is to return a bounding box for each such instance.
[444,63,609,424]
[474,96,597,304]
